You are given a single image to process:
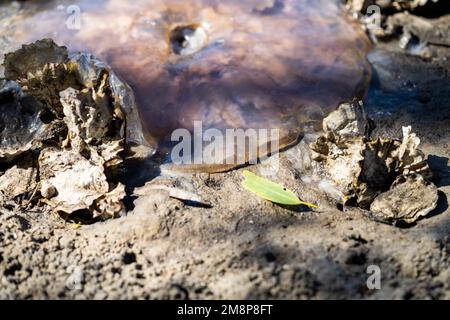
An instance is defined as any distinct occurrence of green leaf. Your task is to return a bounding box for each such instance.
[242,170,319,208]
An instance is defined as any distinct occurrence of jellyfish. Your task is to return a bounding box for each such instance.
[0,0,372,172]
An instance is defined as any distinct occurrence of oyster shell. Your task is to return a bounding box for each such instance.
[310,100,438,224]
[0,80,45,160]
[38,148,110,213]
[0,154,37,205]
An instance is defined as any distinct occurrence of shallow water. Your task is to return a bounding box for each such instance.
[0,0,371,169]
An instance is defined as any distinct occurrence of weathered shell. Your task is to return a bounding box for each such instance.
[0,39,153,218]
[0,80,45,161]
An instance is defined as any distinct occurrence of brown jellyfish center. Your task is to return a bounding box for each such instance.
[169,24,208,55]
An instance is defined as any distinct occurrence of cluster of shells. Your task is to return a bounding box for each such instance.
[0,39,152,220]
[346,0,450,54]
